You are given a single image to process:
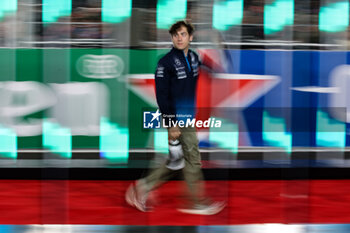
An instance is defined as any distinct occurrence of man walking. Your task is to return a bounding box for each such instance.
[125,20,225,215]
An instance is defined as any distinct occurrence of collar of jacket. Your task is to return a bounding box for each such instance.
[171,47,191,57]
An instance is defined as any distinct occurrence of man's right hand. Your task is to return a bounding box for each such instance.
[168,126,181,140]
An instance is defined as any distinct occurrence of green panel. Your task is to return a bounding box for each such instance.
[15,49,43,149]
[17,136,42,149]
[0,49,16,81]
[129,49,167,74]
[69,49,104,148]
[127,49,167,148]
[43,49,70,83]
[72,136,99,148]
[16,49,42,82]
[18,109,43,149]
[128,92,152,148]
[0,48,173,150]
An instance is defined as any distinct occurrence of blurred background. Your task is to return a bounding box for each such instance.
[1,0,349,49]
[0,0,349,161]
[0,0,350,230]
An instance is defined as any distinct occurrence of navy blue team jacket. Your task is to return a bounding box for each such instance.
[155,47,200,123]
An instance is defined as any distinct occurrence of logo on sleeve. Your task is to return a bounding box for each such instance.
[175,58,182,66]
[156,66,164,78]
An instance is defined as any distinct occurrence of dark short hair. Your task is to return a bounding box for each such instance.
[169,20,194,36]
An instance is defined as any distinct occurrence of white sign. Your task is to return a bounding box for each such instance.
[76,54,124,79]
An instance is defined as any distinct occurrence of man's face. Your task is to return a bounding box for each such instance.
[171,26,193,51]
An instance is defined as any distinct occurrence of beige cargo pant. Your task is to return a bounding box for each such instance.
[140,126,206,205]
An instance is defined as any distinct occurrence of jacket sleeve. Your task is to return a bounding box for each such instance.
[155,61,175,123]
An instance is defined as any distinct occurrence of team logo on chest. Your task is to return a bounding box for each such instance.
[174,57,187,79]
[175,58,182,66]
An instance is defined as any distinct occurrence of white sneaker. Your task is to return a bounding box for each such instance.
[177,201,226,215]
